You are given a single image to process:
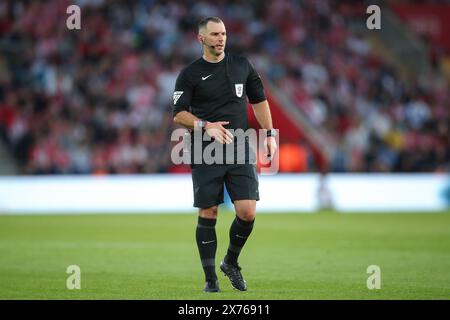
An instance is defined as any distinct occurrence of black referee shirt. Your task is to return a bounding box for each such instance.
[172,53,266,131]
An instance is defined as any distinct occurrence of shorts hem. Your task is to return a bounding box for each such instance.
[193,201,224,209]
[230,196,260,203]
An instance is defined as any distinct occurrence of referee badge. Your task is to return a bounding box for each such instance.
[235,84,243,98]
[173,91,183,104]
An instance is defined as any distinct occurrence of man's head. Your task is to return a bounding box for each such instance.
[198,17,226,57]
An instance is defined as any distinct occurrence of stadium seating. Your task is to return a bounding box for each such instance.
[0,0,448,174]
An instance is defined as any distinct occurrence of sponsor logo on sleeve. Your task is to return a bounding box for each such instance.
[173,91,184,104]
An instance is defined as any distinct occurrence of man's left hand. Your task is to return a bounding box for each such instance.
[264,136,277,160]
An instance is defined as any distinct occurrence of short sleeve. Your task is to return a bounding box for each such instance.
[245,59,266,104]
[172,69,193,117]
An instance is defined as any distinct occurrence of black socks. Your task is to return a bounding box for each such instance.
[196,216,218,281]
[224,215,255,266]
[196,215,255,281]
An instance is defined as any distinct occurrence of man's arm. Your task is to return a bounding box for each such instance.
[251,100,277,158]
[244,57,277,157]
[173,110,199,130]
[251,100,273,130]
[173,111,233,144]
[172,68,232,144]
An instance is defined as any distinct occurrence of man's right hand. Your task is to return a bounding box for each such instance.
[205,121,233,144]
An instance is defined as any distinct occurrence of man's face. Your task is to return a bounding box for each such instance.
[200,21,226,56]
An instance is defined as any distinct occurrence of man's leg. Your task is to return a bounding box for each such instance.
[224,200,256,266]
[220,162,259,291]
[220,199,256,291]
[197,205,219,292]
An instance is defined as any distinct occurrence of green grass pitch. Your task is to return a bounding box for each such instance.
[0,211,449,299]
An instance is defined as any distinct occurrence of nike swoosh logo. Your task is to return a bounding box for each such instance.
[201,240,216,244]
[236,235,248,239]
[202,74,212,80]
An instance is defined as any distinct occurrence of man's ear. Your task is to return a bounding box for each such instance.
[197,35,204,44]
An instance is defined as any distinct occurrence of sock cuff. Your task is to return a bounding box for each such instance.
[198,216,217,227]
[235,215,254,228]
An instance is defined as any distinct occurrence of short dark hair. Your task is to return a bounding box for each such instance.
[198,17,223,33]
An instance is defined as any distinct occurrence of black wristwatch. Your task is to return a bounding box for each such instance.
[266,129,277,137]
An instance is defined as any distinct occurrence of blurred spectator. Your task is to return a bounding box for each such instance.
[278,143,309,173]
[0,0,448,175]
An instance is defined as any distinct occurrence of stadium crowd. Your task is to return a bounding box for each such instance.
[0,0,448,174]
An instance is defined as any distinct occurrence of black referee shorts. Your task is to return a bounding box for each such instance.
[191,163,259,208]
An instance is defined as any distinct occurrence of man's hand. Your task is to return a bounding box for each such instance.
[205,121,233,144]
[264,136,277,159]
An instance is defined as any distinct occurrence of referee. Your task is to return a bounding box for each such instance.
[172,17,277,292]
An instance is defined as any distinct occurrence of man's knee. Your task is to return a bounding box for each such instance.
[199,206,218,219]
[237,210,256,222]
[235,200,256,221]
